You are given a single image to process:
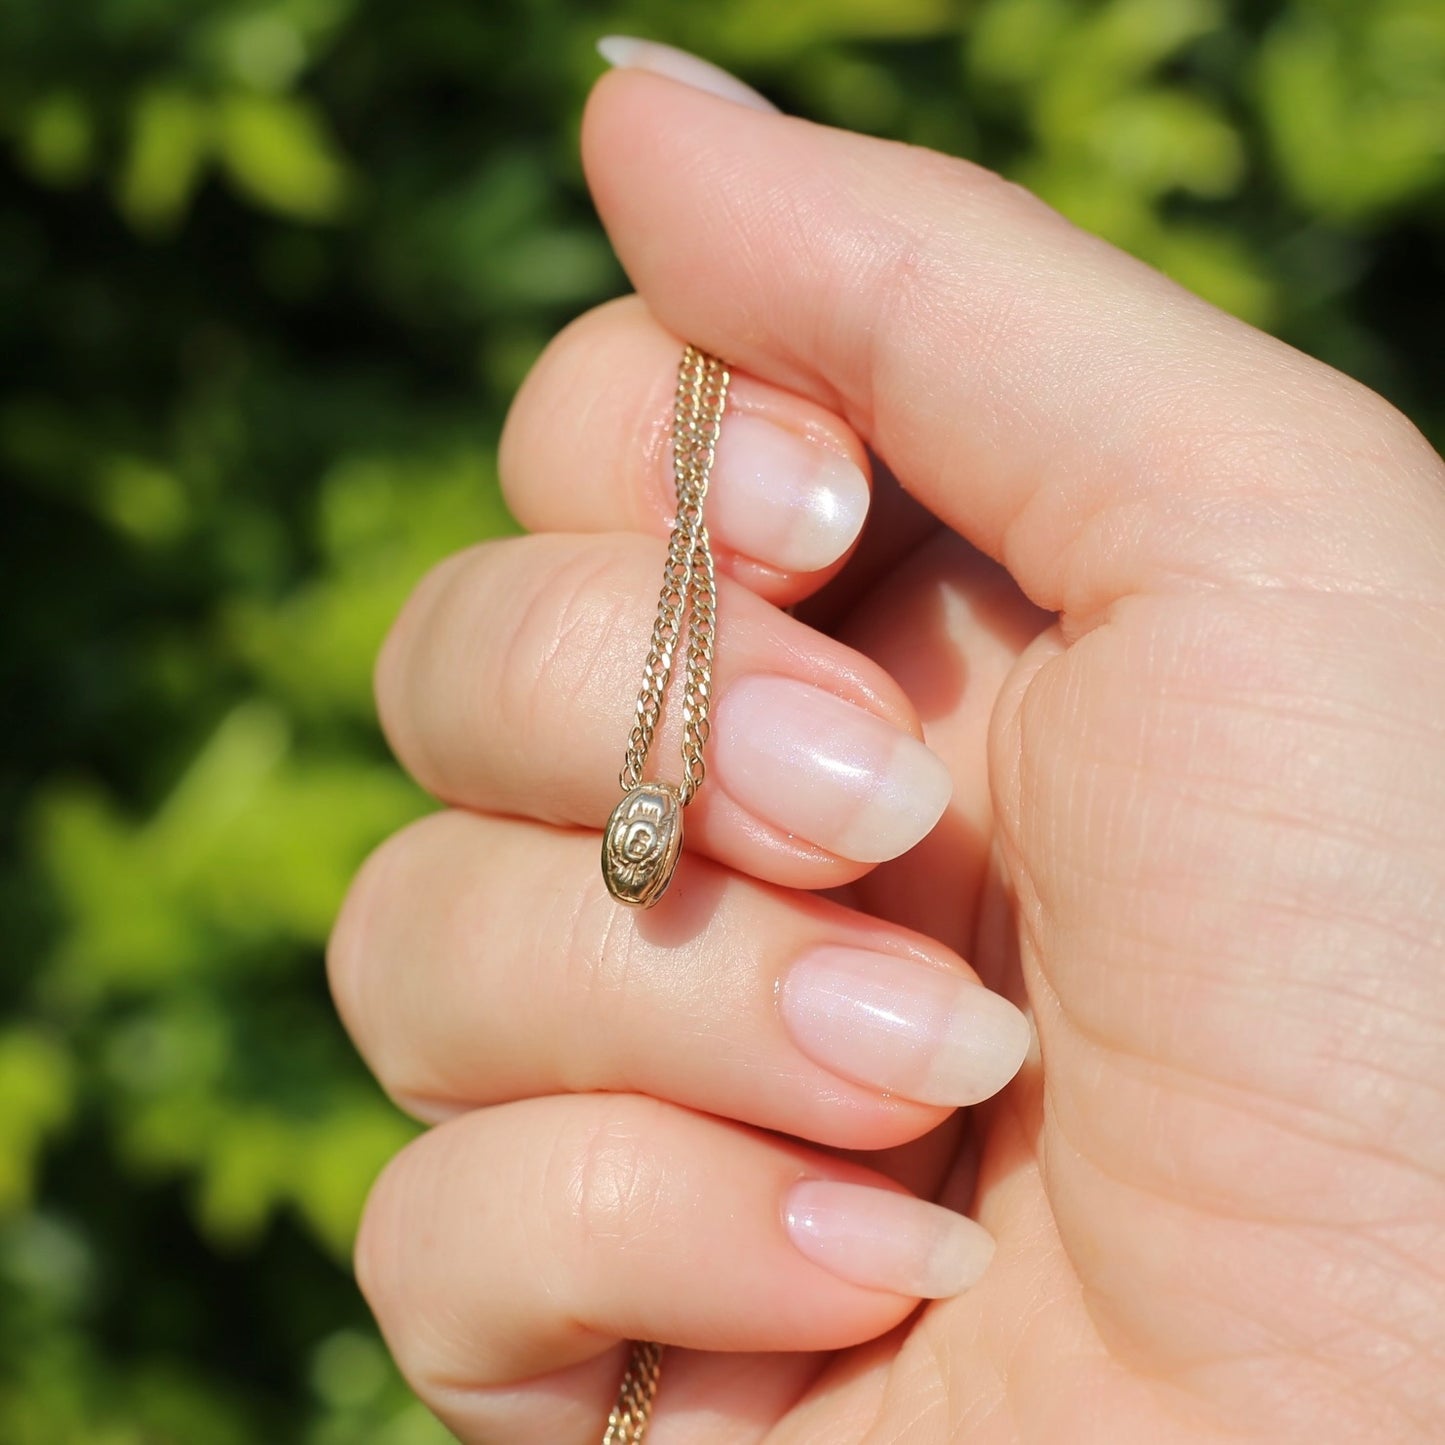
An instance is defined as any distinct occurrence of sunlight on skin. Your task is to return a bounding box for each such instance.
[339,59,1445,1445]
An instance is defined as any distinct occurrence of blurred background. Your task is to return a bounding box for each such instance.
[2,0,1442,1439]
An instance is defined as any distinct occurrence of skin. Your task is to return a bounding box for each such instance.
[327,72,1445,1443]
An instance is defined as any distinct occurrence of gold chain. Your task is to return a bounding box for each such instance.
[601,1340,664,1445]
[601,346,729,912]
[620,345,727,804]
[598,346,730,1435]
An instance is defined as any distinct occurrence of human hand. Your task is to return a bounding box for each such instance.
[329,52,1445,1444]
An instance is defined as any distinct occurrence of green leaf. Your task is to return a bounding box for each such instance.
[1258,4,1445,223]
[117,86,211,235]
[216,92,354,222]
[1076,90,1244,198]
[707,0,955,58]
[17,92,94,188]
[0,1031,75,1214]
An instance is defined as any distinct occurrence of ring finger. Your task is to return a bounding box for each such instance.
[328,808,1032,1149]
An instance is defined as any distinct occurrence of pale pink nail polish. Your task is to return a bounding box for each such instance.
[710,414,869,573]
[596,37,778,113]
[780,947,1030,1105]
[784,1180,995,1298]
[713,676,952,863]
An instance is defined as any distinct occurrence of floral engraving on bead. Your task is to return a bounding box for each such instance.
[603,783,684,908]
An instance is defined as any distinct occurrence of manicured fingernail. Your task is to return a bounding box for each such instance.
[784,1180,994,1298]
[710,414,869,572]
[713,676,951,863]
[780,947,1031,1105]
[597,37,778,113]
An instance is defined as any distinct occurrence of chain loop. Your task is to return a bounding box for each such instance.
[599,345,729,1436]
[618,345,728,806]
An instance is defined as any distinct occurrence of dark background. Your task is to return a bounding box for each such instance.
[3,0,1441,1438]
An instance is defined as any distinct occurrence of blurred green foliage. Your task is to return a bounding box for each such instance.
[2,0,1441,1438]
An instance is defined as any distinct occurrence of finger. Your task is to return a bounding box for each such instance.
[328,809,1030,1146]
[582,70,1445,614]
[833,531,1052,956]
[375,531,954,889]
[428,1344,818,1445]
[355,1094,995,1435]
[500,294,874,605]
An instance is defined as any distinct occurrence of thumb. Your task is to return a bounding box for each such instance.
[582,61,1445,619]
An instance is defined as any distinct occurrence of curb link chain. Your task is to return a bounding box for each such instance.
[601,1340,664,1445]
[602,345,729,1441]
[619,345,728,805]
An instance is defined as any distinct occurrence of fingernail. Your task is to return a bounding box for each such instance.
[713,676,951,863]
[597,36,778,113]
[780,947,1031,1105]
[784,1180,995,1298]
[710,414,869,572]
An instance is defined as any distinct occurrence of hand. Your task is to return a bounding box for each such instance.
[328,57,1445,1444]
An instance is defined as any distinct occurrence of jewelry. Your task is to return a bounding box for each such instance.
[597,345,729,1443]
[602,344,730,910]
[601,1339,664,1444]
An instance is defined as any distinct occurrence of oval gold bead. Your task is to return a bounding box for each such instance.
[602,783,684,908]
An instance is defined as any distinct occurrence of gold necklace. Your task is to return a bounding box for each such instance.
[602,343,729,910]
[599,344,730,1439]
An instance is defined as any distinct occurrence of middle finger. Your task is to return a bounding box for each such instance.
[376,530,955,889]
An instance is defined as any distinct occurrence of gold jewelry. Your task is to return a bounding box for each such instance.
[602,344,729,910]
[597,345,730,1443]
[601,1340,664,1445]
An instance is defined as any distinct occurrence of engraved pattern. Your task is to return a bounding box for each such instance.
[602,784,683,907]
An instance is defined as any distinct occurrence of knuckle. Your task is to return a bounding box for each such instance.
[499,296,654,523]
[498,316,590,520]
[373,543,492,784]
[494,541,640,773]
[555,879,639,1088]
[371,532,654,812]
[352,1133,424,1339]
[353,1126,476,1394]
[844,156,1055,437]
[328,816,472,1122]
[325,833,396,1062]
[558,1104,673,1259]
